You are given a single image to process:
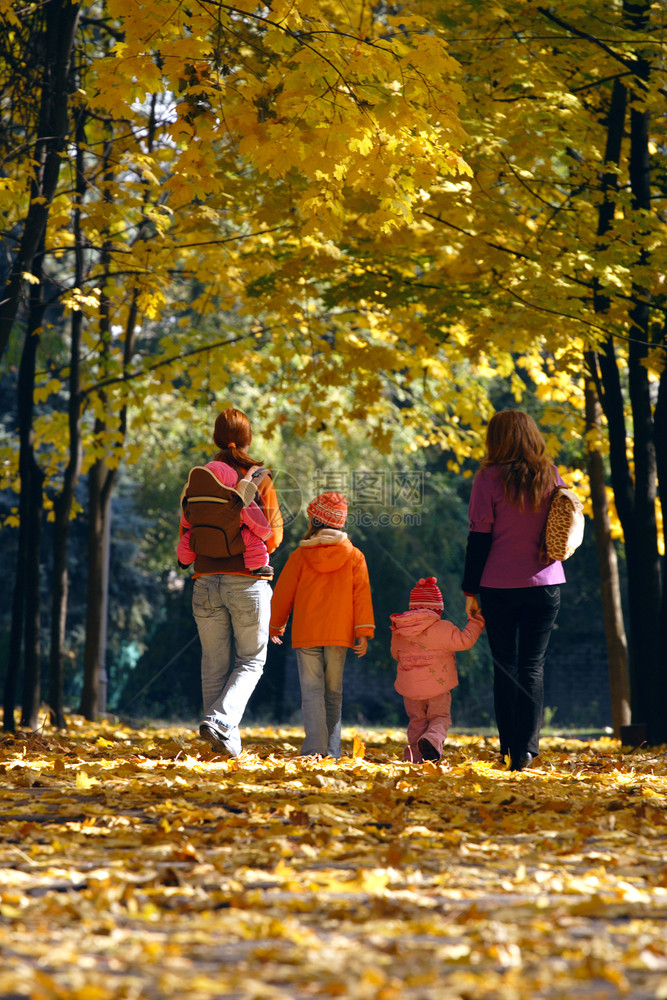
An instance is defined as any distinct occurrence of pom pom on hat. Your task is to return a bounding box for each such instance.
[307,492,348,529]
[409,577,444,611]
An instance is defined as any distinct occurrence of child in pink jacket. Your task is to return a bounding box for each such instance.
[390,577,485,763]
[177,461,273,576]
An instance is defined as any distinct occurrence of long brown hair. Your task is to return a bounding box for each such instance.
[482,410,557,510]
[212,408,263,472]
[302,518,327,540]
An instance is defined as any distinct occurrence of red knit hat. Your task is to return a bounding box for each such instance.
[307,492,348,529]
[409,577,444,611]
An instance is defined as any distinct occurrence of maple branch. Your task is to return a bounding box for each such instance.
[570,71,635,94]
[97,225,293,254]
[78,331,257,400]
[196,1,373,115]
[421,212,534,262]
[496,152,562,210]
[420,211,667,321]
[491,271,665,352]
[536,7,648,85]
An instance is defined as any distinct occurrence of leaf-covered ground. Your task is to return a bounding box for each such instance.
[1,721,666,1000]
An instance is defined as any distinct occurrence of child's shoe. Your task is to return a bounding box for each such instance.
[418,737,441,762]
[403,744,424,763]
[249,564,274,578]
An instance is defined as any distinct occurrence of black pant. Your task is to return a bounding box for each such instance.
[480,585,561,759]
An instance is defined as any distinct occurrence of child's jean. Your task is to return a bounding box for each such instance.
[296,646,347,758]
[403,691,452,762]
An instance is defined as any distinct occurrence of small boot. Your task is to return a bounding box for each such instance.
[418,736,441,762]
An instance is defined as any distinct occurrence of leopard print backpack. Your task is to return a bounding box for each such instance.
[540,485,585,564]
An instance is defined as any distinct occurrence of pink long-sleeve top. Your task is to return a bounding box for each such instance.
[391,608,484,700]
[468,464,566,588]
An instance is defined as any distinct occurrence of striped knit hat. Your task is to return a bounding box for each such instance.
[307,492,348,529]
[409,577,444,611]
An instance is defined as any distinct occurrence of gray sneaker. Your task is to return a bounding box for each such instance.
[198,722,241,757]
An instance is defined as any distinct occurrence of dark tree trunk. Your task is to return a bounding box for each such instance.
[21,456,45,730]
[584,374,630,737]
[654,360,667,726]
[3,551,25,732]
[0,0,80,362]
[2,0,80,731]
[585,77,631,739]
[621,3,661,742]
[592,0,664,744]
[79,246,115,722]
[48,109,86,729]
[80,457,113,720]
[79,106,152,720]
[16,258,46,730]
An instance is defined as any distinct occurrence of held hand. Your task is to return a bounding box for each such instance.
[242,465,262,481]
[354,636,368,658]
[465,594,480,617]
[270,635,283,645]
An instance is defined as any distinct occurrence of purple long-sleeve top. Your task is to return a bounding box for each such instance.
[468,464,566,588]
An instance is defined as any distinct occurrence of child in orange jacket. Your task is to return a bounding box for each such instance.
[269,492,374,758]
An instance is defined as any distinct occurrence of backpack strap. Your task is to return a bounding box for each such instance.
[181,466,247,509]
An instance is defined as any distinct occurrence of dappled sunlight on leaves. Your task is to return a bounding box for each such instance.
[1,721,666,998]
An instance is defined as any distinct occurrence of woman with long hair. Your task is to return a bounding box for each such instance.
[180,407,283,757]
[462,410,565,771]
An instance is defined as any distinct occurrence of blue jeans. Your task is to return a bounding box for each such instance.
[192,574,271,753]
[296,646,347,758]
[480,585,561,760]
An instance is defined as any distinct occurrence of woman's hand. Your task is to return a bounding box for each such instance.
[468,610,485,628]
[465,594,480,617]
[242,465,262,481]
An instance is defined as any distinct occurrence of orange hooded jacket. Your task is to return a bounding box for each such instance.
[269,530,374,649]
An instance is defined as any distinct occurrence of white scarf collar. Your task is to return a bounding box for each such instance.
[299,528,348,547]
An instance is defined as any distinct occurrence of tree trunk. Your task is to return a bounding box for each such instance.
[586,77,632,739]
[0,0,80,363]
[654,358,667,725]
[80,457,113,720]
[21,456,45,730]
[584,374,630,737]
[78,108,150,720]
[3,548,25,732]
[622,3,662,742]
[48,108,86,729]
[14,250,46,730]
[589,25,663,743]
[593,0,664,744]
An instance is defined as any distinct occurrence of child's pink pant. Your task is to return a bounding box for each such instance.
[241,526,269,570]
[403,691,452,763]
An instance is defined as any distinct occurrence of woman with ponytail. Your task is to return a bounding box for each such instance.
[179,407,283,757]
[462,411,566,772]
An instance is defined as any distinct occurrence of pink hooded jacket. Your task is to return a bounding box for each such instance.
[390,609,484,699]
